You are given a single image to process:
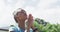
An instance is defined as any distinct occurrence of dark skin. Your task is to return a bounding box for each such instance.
[15,12,27,30]
[15,11,35,32]
[27,14,35,32]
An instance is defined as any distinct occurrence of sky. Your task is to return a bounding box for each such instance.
[0,0,60,27]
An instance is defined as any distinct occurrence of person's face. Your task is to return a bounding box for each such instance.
[17,12,27,21]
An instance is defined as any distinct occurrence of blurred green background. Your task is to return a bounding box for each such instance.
[34,18,60,32]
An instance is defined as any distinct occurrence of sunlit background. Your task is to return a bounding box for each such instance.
[0,0,60,27]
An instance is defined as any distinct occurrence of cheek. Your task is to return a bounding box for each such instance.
[18,17,21,20]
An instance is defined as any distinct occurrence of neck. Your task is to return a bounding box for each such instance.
[18,20,25,30]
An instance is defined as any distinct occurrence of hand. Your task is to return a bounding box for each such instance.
[28,14,33,23]
[27,14,34,32]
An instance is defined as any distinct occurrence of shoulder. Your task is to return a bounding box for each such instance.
[9,26,19,32]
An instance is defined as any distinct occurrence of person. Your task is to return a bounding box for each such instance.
[9,8,38,32]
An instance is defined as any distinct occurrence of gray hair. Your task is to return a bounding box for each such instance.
[13,8,22,16]
[13,8,27,23]
[13,8,26,16]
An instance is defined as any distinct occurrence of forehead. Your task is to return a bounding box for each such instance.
[17,12,23,15]
[17,11,27,16]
